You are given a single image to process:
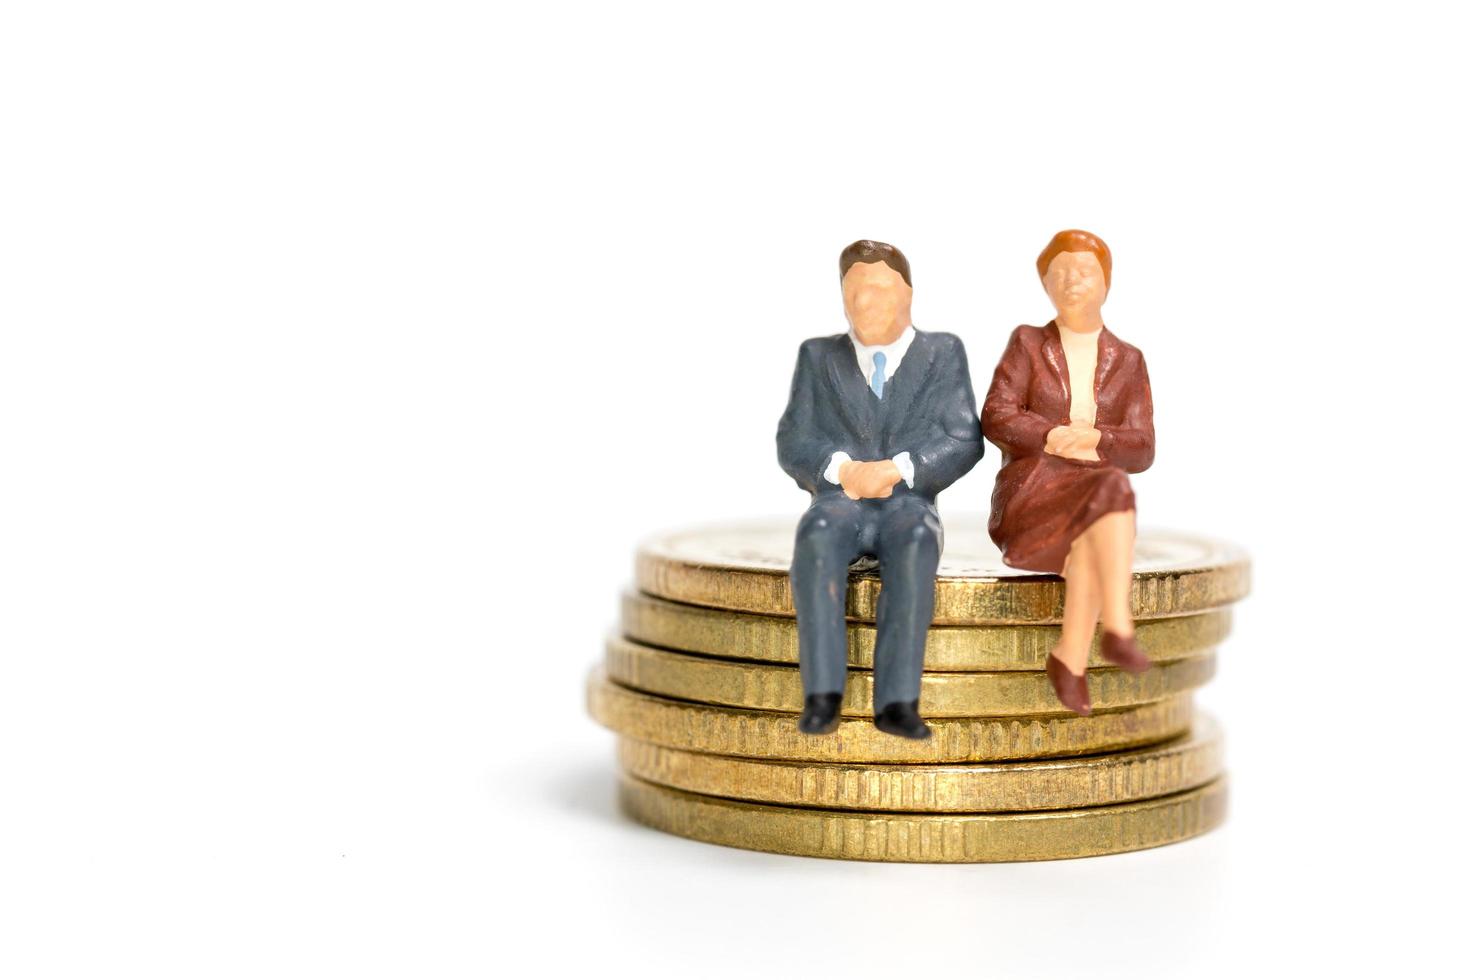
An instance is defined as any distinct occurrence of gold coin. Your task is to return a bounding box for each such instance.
[618,713,1222,811]
[604,636,1215,717]
[587,668,1194,763]
[619,773,1228,862]
[621,591,1231,671]
[635,517,1250,624]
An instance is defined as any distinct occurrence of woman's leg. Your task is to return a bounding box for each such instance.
[1085,509,1137,637]
[1055,535,1103,674]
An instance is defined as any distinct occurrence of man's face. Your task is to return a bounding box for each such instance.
[1042,251,1109,315]
[842,260,912,346]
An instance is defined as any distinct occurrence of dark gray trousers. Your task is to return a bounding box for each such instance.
[789,492,942,711]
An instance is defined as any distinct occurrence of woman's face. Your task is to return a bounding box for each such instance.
[1043,250,1108,315]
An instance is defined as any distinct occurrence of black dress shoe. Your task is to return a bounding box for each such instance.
[798,692,844,734]
[873,700,932,740]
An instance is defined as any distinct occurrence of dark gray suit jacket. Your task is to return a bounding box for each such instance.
[776,329,983,504]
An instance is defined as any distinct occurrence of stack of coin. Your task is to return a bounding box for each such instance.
[588,516,1249,862]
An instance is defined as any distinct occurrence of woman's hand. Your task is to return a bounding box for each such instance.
[1045,424,1102,461]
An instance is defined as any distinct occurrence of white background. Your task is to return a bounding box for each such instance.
[2,2,1466,976]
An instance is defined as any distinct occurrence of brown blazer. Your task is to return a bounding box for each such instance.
[981,322,1155,571]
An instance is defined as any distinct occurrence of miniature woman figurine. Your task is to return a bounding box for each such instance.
[981,230,1155,715]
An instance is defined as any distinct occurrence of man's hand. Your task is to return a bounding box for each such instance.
[838,459,904,500]
[1045,424,1102,461]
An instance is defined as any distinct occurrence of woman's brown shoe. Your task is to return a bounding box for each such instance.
[1100,631,1152,674]
[1045,654,1092,715]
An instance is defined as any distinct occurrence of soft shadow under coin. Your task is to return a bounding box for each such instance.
[544,760,623,824]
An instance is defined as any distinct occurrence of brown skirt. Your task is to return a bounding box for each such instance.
[988,455,1136,575]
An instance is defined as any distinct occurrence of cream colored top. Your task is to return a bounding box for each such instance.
[1058,325,1101,425]
[1059,325,1101,461]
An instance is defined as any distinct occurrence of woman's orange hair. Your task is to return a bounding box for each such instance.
[1036,229,1112,287]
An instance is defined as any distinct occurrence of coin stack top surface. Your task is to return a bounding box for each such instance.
[635,515,1249,624]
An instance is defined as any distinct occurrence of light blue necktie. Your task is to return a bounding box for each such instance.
[871,351,887,398]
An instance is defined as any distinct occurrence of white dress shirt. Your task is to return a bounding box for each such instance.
[850,322,916,389]
[823,325,918,489]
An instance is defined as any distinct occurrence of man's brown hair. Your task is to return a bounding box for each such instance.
[1036,229,1112,287]
[839,240,912,287]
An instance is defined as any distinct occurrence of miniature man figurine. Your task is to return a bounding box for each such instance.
[777,241,983,739]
